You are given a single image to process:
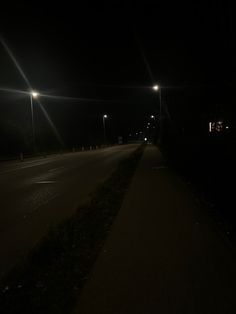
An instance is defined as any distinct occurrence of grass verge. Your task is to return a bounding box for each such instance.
[0,144,145,314]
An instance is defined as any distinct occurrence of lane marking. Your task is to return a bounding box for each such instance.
[35,181,57,184]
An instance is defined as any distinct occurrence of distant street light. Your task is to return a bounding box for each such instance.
[103,114,108,145]
[150,115,155,119]
[30,91,39,152]
[153,85,159,91]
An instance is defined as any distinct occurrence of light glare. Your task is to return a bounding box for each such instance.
[153,85,159,91]
[209,122,212,133]
[31,91,38,98]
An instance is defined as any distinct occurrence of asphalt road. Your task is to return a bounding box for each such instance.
[0,144,138,277]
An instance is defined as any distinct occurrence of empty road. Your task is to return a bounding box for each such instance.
[0,144,139,277]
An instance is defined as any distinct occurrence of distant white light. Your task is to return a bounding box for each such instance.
[226,126,229,129]
[148,122,150,125]
[103,114,108,118]
[147,126,149,129]
[153,85,159,91]
[151,115,155,119]
[31,91,38,98]
[209,122,212,133]
[144,137,147,141]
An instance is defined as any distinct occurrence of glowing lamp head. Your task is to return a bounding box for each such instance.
[31,91,38,98]
[103,114,108,119]
[153,85,159,91]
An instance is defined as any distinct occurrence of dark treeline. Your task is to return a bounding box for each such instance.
[160,86,236,238]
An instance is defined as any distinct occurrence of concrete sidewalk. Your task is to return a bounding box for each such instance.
[75,145,236,314]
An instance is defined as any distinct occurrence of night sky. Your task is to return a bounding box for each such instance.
[0,1,235,152]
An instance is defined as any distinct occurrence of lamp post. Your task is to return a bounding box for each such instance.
[103,114,108,146]
[153,85,162,142]
[30,91,38,152]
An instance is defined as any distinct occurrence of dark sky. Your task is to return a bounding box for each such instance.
[0,1,235,149]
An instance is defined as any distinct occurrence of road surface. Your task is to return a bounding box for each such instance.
[0,144,138,277]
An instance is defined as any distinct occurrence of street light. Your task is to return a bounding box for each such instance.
[103,114,108,145]
[30,90,39,152]
[153,84,162,142]
[151,115,155,119]
[153,85,159,91]
[31,91,38,98]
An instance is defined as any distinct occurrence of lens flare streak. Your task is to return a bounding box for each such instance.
[0,36,63,147]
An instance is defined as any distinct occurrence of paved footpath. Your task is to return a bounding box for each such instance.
[74,145,236,314]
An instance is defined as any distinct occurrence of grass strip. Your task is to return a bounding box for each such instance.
[0,144,145,314]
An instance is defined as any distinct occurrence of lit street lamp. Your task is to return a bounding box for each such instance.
[103,114,108,145]
[153,84,162,142]
[30,91,38,152]
[153,85,159,91]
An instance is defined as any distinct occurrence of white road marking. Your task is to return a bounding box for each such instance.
[35,181,57,184]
